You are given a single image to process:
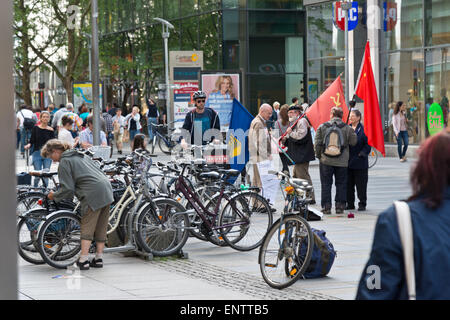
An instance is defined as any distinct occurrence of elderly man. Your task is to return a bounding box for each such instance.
[249,103,278,205]
[282,104,316,203]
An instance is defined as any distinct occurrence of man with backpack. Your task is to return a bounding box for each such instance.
[17,104,38,158]
[314,107,357,214]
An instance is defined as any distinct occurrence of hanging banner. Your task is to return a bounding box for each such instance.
[333,1,359,31]
[383,2,398,31]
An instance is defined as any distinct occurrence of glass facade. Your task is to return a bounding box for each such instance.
[98,0,307,116]
[307,0,450,145]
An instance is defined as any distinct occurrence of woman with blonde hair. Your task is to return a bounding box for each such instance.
[44,139,114,270]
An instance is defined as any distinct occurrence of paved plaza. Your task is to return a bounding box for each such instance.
[16,145,414,300]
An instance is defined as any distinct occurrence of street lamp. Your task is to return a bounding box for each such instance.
[154,17,174,129]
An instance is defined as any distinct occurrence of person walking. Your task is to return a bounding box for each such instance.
[58,115,79,148]
[43,139,114,270]
[17,104,38,158]
[356,131,450,299]
[180,91,221,148]
[346,109,371,211]
[124,106,142,149]
[273,104,291,174]
[51,104,67,130]
[146,98,159,142]
[392,101,409,162]
[23,111,55,187]
[282,104,316,204]
[112,108,126,154]
[102,108,114,149]
[249,103,278,205]
[314,107,357,214]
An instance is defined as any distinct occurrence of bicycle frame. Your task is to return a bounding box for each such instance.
[174,165,248,233]
[107,183,137,235]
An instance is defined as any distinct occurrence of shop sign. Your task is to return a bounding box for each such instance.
[333,1,358,31]
[383,2,397,31]
[427,103,445,136]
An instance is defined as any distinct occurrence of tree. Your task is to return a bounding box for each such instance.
[28,0,91,103]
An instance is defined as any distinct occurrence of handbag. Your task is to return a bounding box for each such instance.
[123,129,130,143]
[393,201,416,300]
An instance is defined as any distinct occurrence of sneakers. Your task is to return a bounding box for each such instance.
[358,206,366,212]
[335,208,344,214]
[321,208,331,215]
[90,258,103,268]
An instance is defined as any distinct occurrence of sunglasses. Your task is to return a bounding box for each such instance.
[196,99,206,103]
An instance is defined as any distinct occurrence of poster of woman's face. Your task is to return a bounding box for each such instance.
[201,74,240,102]
[201,73,240,128]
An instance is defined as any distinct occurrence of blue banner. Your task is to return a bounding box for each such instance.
[226,99,254,182]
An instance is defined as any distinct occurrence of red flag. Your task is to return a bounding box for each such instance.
[355,41,385,157]
[306,75,349,130]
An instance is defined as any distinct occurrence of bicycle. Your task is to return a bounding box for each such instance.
[368,147,379,169]
[150,122,177,155]
[258,170,314,290]
[164,159,273,251]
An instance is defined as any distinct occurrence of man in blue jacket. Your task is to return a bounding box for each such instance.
[180,91,221,148]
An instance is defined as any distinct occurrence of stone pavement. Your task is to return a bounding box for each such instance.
[15,143,415,300]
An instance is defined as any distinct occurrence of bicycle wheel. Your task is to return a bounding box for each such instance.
[16,192,46,217]
[368,147,378,169]
[158,136,172,155]
[37,211,81,269]
[259,215,313,290]
[17,214,46,265]
[135,198,190,257]
[218,191,273,251]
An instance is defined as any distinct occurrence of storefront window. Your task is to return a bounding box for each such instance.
[384,51,425,144]
[425,48,450,129]
[247,0,303,10]
[384,0,423,51]
[425,0,450,46]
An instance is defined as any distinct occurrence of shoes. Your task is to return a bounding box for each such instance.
[346,205,355,210]
[400,158,406,162]
[270,207,277,213]
[358,207,366,212]
[335,208,344,214]
[118,150,122,155]
[309,200,316,205]
[76,258,90,270]
[89,258,103,268]
[321,208,331,215]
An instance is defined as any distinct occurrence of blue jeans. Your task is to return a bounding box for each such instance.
[396,130,409,159]
[20,128,32,153]
[129,129,139,143]
[147,117,158,141]
[32,150,52,187]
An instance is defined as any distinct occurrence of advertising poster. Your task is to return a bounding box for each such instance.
[73,82,103,111]
[201,72,240,128]
[173,81,198,129]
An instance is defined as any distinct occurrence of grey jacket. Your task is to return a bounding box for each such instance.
[53,150,113,212]
[314,117,357,167]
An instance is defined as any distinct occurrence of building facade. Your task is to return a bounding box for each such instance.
[305,0,450,145]
[98,0,307,115]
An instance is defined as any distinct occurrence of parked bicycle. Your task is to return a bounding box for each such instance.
[259,170,314,290]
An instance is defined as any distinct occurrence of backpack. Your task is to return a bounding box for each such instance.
[322,121,346,157]
[299,228,337,279]
[20,111,36,130]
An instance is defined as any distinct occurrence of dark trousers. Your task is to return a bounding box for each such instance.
[279,152,290,173]
[319,163,347,209]
[347,168,368,209]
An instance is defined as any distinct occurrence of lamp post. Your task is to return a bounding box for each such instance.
[341,1,353,108]
[91,0,101,145]
[154,18,174,129]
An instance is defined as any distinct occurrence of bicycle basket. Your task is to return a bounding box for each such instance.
[89,146,111,160]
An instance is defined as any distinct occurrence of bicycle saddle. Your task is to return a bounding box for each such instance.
[291,178,309,188]
[29,171,58,178]
[198,171,221,181]
[220,169,240,177]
